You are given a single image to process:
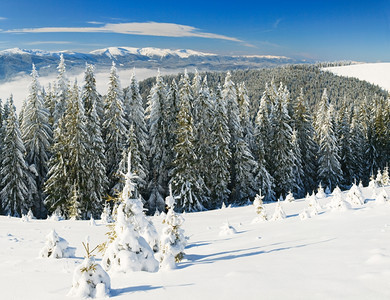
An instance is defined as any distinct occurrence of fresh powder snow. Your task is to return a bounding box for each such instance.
[1,185,389,299]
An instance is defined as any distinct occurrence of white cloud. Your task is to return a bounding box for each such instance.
[4,21,242,42]
[25,41,72,45]
[273,18,282,29]
[0,17,6,21]
[87,21,104,25]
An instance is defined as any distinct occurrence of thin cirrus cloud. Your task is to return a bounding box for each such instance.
[25,41,72,45]
[4,21,243,43]
[0,17,7,20]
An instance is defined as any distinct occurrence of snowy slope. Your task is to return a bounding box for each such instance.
[325,63,390,92]
[1,186,390,299]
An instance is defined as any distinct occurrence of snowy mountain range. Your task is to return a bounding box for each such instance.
[0,46,310,81]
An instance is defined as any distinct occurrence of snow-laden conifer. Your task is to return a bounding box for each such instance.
[376,169,383,187]
[315,89,342,191]
[39,229,75,258]
[1,96,36,217]
[82,65,108,216]
[252,190,267,223]
[285,191,295,202]
[101,151,159,273]
[268,83,295,197]
[69,242,110,298]
[170,72,207,212]
[21,65,52,218]
[270,200,286,221]
[101,202,159,273]
[146,71,170,213]
[118,152,159,252]
[160,184,187,269]
[208,85,231,207]
[316,183,326,199]
[294,88,318,193]
[328,186,351,211]
[122,71,149,195]
[346,183,365,206]
[193,76,215,197]
[103,62,128,195]
[382,166,389,186]
[53,54,69,126]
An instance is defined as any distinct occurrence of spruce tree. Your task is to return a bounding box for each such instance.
[146,71,170,213]
[208,85,231,207]
[294,89,318,193]
[21,65,52,218]
[1,96,36,217]
[193,76,214,196]
[103,62,128,196]
[123,71,149,195]
[53,54,69,126]
[82,65,108,216]
[315,89,343,192]
[268,83,295,197]
[170,73,207,212]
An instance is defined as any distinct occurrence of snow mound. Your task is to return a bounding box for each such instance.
[219,222,237,236]
[39,230,75,258]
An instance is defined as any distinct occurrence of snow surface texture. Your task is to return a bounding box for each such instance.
[325,63,390,92]
[1,185,390,299]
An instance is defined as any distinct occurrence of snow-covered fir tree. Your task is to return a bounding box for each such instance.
[122,71,149,196]
[293,88,318,193]
[53,54,69,127]
[382,166,389,186]
[160,184,187,269]
[192,76,215,200]
[101,195,159,273]
[1,96,36,217]
[117,151,159,252]
[208,85,231,208]
[82,65,108,217]
[39,229,75,258]
[103,62,128,196]
[345,183,365,206]
[69,242,110,298]
[170,73,207,212]
[82,64,105,126]
[20,65,52,218]
[268,83,295,197]
[252,190,268,222]
[315,89,342,192]
[223,72,258,203]
[146,71,171,213]
[237,82,254,148]
[45,82,92,218]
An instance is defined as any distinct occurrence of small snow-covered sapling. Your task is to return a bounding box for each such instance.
[69,242,111,298]
[39,230,75,258]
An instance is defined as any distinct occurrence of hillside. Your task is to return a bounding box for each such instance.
[325,63,390,92]
[1,185,389,299]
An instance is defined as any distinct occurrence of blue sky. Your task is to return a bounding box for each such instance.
[0,0,388,61]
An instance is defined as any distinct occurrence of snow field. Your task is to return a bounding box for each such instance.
[325,63,390,92]
[1,185,390,299]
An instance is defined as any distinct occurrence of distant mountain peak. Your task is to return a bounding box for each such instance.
[89,46,217,59]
